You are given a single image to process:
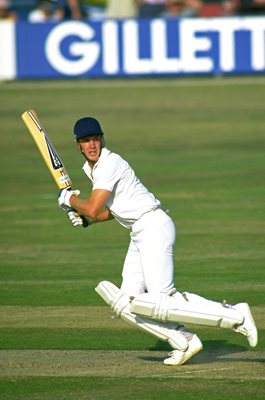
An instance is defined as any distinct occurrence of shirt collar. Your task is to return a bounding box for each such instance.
[82,147,111,179]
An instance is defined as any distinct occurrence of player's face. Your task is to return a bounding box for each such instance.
[78,135,102,164]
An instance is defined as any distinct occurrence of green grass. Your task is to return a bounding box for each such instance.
[0,77,264,399]
[0,377,264,400]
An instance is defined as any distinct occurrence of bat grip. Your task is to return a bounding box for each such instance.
[81,216,89,228]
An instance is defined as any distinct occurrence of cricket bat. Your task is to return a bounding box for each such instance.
[22,109,88,227]
[22,109,72,189]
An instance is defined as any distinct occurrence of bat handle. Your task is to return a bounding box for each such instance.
[81,216,89,228]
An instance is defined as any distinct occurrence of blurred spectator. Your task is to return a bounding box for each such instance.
[178,0,202,16]
[28,0,63,22]
[52,0,84,19]
[162,0,181,15]
[163,0,202,16]
[238,0,265,14]
[136,0,166,17]
[198,1,223,16]
[105,0,138,18]
[0,0,17,20]
[221,0,239,15]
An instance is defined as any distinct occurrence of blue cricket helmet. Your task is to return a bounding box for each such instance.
[74,117,104,141]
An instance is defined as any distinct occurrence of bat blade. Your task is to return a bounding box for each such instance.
[22,109,72,189]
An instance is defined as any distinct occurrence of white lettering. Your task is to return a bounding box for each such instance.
[216,18,238,71]
[41,17,265,78]
[45,21,100,75]
[0,21,16,80]
[151,20,182,72]
[180,19,213,73]
[243,18,265,70]
[123,20,153,74]
[102,20,119,74]
[180,17,265,73]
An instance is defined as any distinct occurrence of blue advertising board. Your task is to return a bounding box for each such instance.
[1,17,265,80]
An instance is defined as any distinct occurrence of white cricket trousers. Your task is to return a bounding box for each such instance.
[121,209,176,296]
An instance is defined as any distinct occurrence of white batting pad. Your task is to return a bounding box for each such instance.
[95,280,120,305]
[95,280,189,351]
[130,291,244,329]
[121,305,189,351]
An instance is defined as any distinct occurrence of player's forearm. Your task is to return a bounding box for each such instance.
[94,208,114,223]
[69,195,113,224]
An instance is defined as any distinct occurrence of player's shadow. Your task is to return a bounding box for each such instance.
[140,340,264,365]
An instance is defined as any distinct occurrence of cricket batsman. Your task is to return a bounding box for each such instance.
[58,117,258,366]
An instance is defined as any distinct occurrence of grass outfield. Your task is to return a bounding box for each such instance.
[0,76,264,399]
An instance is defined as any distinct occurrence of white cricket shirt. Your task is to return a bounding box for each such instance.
[82,148,161,229]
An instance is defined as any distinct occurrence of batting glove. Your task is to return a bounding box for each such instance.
[67,209,89,228]
[58,188,80,211]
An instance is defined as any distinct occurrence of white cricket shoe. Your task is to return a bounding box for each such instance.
[233,303,258,347]
[164,335,203,366]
